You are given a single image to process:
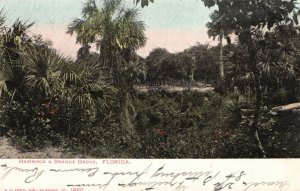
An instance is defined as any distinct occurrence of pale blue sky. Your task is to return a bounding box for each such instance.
[0,0,214,57]
[0,0,212,29]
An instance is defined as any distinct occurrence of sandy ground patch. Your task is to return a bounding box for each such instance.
[0,137,86,159]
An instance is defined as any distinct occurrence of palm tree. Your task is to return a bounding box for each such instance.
[0,16,34,100]
[68,0,147,134]
[207,11,225,80]
[206,10,235,93]
[67,0,146,83]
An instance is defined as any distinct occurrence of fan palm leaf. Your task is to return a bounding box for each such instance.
[20,48,65,97]
[61,61,116,112]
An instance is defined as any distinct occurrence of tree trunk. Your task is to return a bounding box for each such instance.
[119,90,136,135]
[252,74,267,158]
[219,34,224,80]
[216,34,225,94]
[247,36,267,158]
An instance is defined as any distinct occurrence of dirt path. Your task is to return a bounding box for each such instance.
[0,137,86,158]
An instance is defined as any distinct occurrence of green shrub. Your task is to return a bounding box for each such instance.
[133,91,242,158]
[2,100,56,150]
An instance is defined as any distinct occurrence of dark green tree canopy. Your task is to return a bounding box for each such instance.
[68,0,146,52]
[202,0,299,43]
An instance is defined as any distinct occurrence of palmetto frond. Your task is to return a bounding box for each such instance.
[0,58,13,97]
[67,17,103,45]
[2,20,33,48]
[11,19,34,37]
[258,60,295,80]
[82,0,97,18]
[234,72,254,85]
[61,62,116,112]
[103,0,122,17]
[0,9,6,30]
[0,16,35,100]
[116,8,146,50]
[20,48,65,97]
[0,80,9,98]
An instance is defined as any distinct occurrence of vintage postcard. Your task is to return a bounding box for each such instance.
[0,0,300,190]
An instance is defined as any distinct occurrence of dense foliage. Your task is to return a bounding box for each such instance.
[144,45,220,86]
[0,0,300,158]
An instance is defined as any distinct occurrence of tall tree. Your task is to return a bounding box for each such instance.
[206,10,234,85]
[68,0,146,84]
[145,48,173,85]
[202,0,300,157]
[68,0,147,134]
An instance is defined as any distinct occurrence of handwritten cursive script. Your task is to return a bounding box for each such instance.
[51,164,247,191]
[0,162,293,191]
[244,180,290,191]
[0,164,44,183]
[50,167,99,177]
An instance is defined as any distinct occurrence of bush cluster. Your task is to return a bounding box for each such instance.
[2,88,300,158]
